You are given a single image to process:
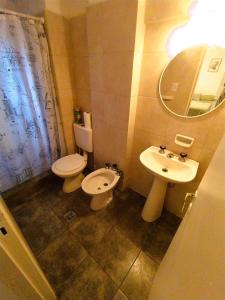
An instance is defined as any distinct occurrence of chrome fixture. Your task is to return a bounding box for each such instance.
[179,152,188,162]
[159,145,166,154]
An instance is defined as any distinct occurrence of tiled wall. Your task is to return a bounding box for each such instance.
[128,0,225,217]
[44,0,224,218]
[69,14,91,112]
[45,10,75,154]
[86,0,139,173]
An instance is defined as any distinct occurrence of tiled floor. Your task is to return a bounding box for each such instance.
[6,175,181,300]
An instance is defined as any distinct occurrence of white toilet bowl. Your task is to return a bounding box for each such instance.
[52,153,87,193]
[81,168,120,211]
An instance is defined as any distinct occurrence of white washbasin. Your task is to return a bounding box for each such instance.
[140,146,199,183]
[139,146,199,222]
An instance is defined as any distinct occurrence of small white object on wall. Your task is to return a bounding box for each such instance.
[83,112,92,129]
[175,134,194,148]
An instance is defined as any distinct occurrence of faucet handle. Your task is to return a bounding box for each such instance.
[112,163,118,170]
[179,152,187,161]
[105,162,111,169]
[159,145,166,153]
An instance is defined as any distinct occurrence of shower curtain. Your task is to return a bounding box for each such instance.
[0,14,65,192]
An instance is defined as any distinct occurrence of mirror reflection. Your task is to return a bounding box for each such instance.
[160,45,225,117]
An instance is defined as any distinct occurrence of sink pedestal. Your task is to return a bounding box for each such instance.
[142,177,167,222]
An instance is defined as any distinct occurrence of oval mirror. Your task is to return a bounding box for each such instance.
[159,45,225,117]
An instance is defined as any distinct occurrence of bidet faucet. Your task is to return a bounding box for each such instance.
[105,163,111,169]
[112,163,118,171]
[179,152,187,162]
[159,145,166,154]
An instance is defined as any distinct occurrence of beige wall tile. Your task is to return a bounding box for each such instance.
[70,14,89,57]
[45,10,69,56]
[102,52,134,96]
[73,56,90,90]
[145,0,193,23]
[63,120,75,154]
[51,54,73,91]
[89,54,104,92]
[75,89,91,111]
[45,10,75,155]
[87,3,103,54]
[56,88,74,117]
[90,91,105,121]
[128,156,153,196]
[101,0,137,52]
[104,95,130,130]
[92,118,127,170]
[144,19,187,53]
[139,51,169,97]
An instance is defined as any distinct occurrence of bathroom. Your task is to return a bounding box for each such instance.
[0,0,224,299]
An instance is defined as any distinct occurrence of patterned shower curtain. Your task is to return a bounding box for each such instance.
[0,14,66,192]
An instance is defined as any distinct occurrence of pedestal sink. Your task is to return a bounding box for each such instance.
[139,146,199,222]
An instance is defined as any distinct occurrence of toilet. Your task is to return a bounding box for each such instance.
[81,168,120,211]
[51,124,92,193]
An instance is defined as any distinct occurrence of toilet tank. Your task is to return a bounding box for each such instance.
[73,124,93,152]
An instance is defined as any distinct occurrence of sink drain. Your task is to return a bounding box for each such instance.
[162,168,168,172]
[98,187,101,190]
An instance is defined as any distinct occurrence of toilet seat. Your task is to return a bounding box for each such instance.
[52,154,86,177]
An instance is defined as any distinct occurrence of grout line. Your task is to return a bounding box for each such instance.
[144,250,161,265]
[69,224,122,298]
[55,254,89,297]
[119,248,142,296]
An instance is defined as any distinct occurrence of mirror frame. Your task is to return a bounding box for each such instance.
[159,46,225,119]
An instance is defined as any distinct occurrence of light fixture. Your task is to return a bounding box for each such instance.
[167,0,225,57]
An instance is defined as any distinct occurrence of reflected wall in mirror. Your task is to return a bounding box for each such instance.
[159,45,225,117]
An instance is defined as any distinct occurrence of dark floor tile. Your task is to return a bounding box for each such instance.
[142,224,174,263]
[70,209,114,251]
[3,172,60,210]
[47,188,92,222]
[13,198,65,255]
[38,231,87,290]
[59,256,117,300]
[121,252,158,300]
[106,190,154,248]
[113,289,128,300]
[90,226,140,286]
[156,210,181,234]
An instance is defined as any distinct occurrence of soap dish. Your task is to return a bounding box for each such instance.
[175,134,194,148]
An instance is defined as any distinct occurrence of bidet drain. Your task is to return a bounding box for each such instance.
[162,168,168,172]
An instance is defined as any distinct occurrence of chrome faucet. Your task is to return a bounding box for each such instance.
[105,162,111,169]
[159,145,166,154]
[179,152,187,162]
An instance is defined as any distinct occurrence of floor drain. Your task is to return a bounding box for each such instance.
[162,168,168,172]
[103,183,108,186]
[63,210,77,223]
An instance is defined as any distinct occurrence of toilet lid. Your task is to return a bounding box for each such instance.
[54,154,84,173]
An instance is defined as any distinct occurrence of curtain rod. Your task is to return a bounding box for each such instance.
[0,8,44,24]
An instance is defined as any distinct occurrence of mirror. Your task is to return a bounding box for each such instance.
[159,45,225,117]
